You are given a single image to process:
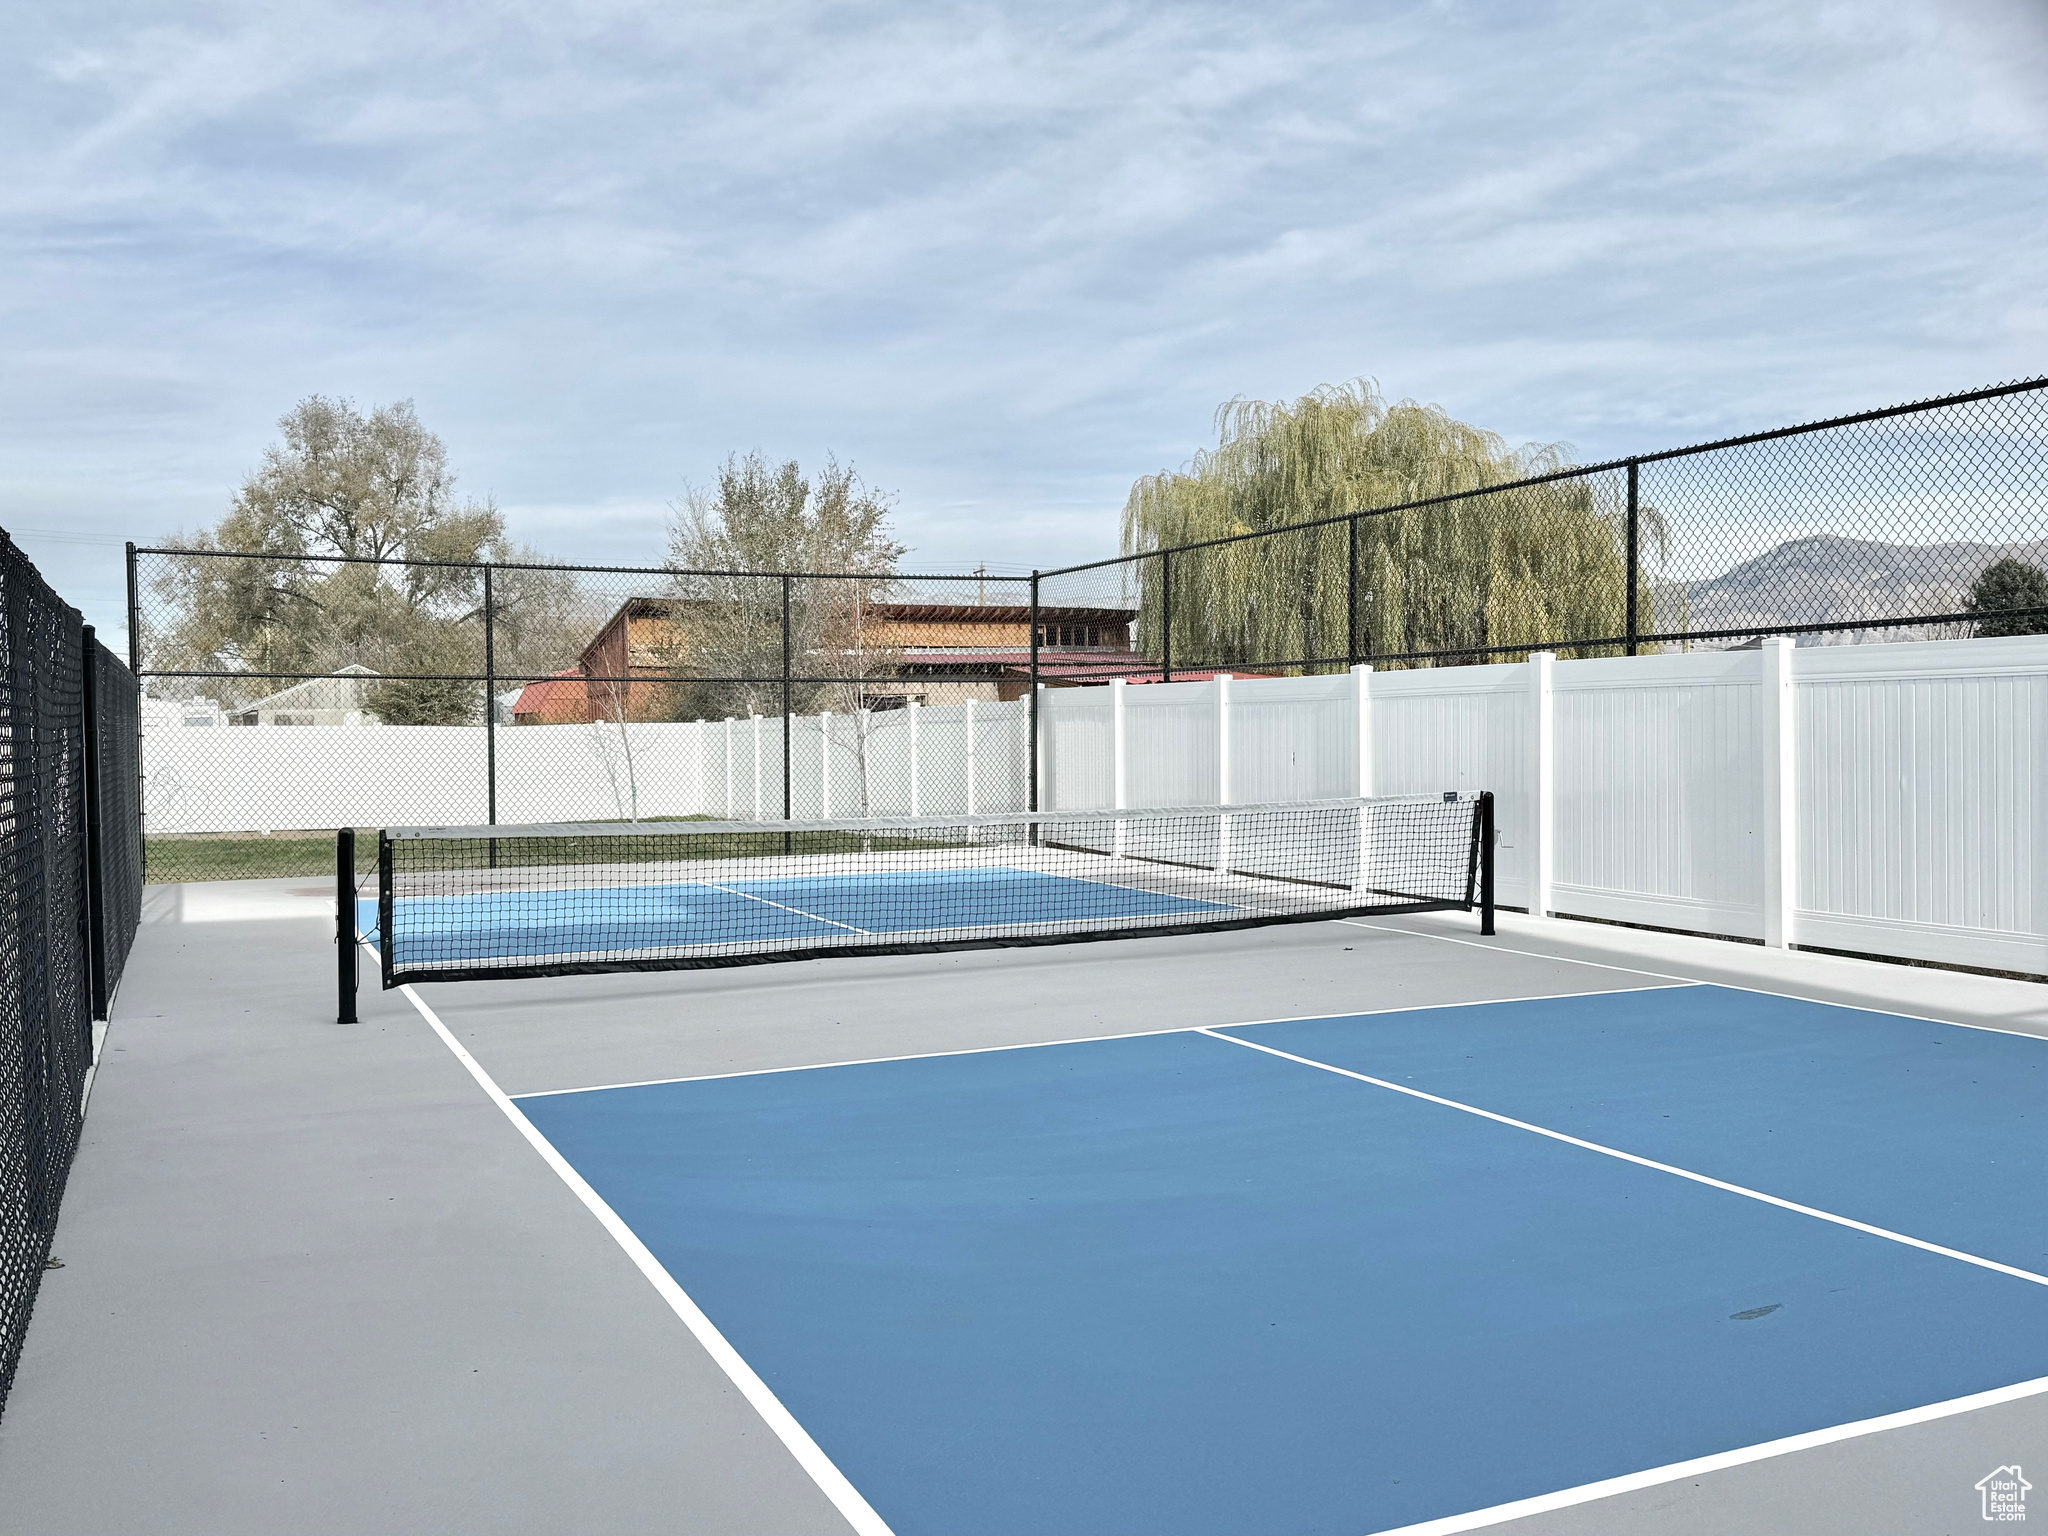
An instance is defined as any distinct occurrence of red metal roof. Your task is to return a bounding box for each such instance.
[511,669,588,717]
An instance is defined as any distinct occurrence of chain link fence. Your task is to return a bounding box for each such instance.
[2,529,143,1423]
[134,377,2047,881]
[130,556,1054,881]
[1036,376,2048,678]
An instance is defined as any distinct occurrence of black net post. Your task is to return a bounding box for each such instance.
[336,829,357,1024]
[1478,791,1495,935]
[1624,460,1640,657]
[377,832,394,991]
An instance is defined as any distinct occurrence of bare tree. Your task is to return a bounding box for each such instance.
[150,396,575,720]
[661,453,906,744]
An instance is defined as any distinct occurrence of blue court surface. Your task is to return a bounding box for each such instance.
[368,866,1231,964]
[515,982,2048,1536]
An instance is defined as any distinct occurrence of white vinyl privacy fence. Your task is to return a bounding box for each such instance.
[1036,635,2048,974]
[142,699,1031,835]
[146,636,2045,973]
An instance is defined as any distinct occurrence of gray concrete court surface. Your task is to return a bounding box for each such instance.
[0,878,2042,1535]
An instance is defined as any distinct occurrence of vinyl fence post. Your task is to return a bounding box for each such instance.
[1761,638,1797,948]
[1529,652,1555,919]
[752,714,764,821]
[1214,673,1233,874]
[1624,459,1641,658]
[908,700,921,817]
[1032,686,1046,824]
[1351,663,1373,893]
[336,829,357,1024]
[964,699,977,818]
[1110,677,1127,858]
[724,718,735,818]
[820,709,833,818]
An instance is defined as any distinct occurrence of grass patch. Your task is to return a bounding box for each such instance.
[148,816,724,883]
[393,827,961,876]
[147,831,378,885]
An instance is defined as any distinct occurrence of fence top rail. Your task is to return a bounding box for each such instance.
[386,794,1477,842]
[137,669,1031,685]
[129,545,1034,585]
[1034,374,2048,579]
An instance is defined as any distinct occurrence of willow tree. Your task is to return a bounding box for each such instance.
[1119,380,1674,669]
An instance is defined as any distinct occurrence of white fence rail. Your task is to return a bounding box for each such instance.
[1037,635,2048,974]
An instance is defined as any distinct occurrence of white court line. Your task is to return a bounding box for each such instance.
[1368,1373,2048,1536]
[1200,1028,2048,1287]
[690,878,873,935]
[510,981,1695,1099]
[393,978,895,1536]
[1344,916,2048,1044]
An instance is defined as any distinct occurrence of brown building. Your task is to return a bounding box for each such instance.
[521,595,1145,723]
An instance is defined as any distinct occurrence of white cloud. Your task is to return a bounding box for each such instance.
[1,0,2043,629]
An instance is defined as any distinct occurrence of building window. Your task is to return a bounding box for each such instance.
[1038,624,1109,647]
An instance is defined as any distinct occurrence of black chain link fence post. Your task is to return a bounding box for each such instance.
[483,563,497,827]
[782,573,794,853]
[1160,551,1173,682]
[1346,516,1360,670]
[1625,459,1640,657]
[81,625,108,1023]
[1027,572,1040,816]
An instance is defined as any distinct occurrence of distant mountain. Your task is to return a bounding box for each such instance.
[1675,535,2048,646]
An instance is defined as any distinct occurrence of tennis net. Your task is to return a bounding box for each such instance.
[369,793,1494,987]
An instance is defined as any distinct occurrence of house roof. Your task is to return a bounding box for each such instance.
[511,669,586,715]
[230,664,379,714]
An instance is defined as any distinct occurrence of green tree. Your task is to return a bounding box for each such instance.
[150,397,578,721]
[1119,379,1677,669]
[1965,557,2048,638]
[662,453,906,722]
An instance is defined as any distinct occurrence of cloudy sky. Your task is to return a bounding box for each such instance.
[6,0,2045,638]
